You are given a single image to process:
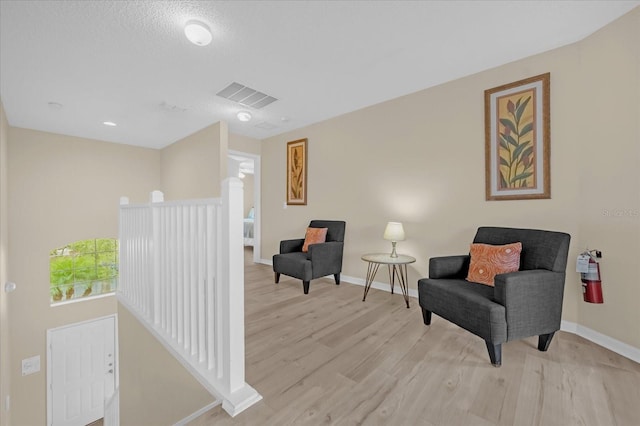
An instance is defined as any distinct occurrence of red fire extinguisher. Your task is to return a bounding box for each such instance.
[581,253,603,304]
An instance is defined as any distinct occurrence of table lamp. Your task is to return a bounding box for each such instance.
[383,222,405,258]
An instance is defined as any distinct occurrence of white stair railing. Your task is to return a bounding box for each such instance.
[118,178,261,417]
[103,387,119,426]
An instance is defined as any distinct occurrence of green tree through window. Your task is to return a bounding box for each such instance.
[50,238,118,304]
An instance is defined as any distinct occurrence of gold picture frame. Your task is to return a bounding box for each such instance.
[485,73,550,201]
[286,138,307,205]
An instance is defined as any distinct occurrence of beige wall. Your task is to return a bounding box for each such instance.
[118,302,215,426]
[230,132,261,156]
[7,128,161,425]
[0,102,10,425]
[261,8,640,350]
[575,9,640,345]
[160,121,228,200]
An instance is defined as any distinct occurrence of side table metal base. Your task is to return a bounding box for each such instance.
[361,254,413,309]
[362,261,381,302]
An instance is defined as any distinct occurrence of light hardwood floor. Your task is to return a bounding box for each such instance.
[189,248,640,425]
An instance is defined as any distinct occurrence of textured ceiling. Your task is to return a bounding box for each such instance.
[1,1,638,149]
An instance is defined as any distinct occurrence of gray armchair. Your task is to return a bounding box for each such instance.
[418,226,570,366]
[273,220,346,294]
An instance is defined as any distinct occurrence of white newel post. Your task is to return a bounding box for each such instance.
[220,178,262,416]
[222,178,245,391]
[150,190,164,203]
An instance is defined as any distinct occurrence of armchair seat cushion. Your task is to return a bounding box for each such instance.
[418,278,506,344]
[273,252,312,281]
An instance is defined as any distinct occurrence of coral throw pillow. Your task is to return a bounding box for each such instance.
[466,242,522,286]
[302,227,328,252]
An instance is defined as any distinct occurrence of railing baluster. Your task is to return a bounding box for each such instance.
[175,206,182,345]
[198,205,206,363]
[170,206,177,340]
[162,207,169,334]
[183,205,191,353]
[190,205,198,356]
[215,202,224,379]
[206,204,216,370]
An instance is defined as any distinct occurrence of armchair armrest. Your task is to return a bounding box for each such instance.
[494,269,566,340]
[429,255,470,279]
[308,241,344,278]
[280,238,304,254]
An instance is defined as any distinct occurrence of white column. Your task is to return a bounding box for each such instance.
[219,178,262,416]
[220,177,245,393]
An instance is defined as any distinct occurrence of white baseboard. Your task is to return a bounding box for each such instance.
[340,273,420,299]
[561,320,640,364]
[173,400,221,426]
[260,258,639,364]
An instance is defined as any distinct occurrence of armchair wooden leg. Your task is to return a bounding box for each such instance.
[485,341,502,367]
[303,281,310,294]
[274,272,280,283]
[421,308,432,325]
[334,273,340,285]
[538,332,555,352]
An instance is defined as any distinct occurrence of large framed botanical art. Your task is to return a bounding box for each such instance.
[484,73,550,201]
[286,138,307,205]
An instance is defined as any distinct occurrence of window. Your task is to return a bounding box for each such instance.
[50,238,118,304]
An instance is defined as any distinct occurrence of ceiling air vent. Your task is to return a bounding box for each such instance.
[216,82,277,109]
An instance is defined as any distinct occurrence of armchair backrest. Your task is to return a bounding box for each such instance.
[473,227,570,272]
[309,220,346,243]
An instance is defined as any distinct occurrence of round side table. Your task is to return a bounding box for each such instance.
[361,253,416,308]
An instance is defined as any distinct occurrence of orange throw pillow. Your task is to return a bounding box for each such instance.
[466,242,522,286]
[302,227,328,252]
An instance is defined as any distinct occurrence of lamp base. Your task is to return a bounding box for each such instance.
[390,241,398,258]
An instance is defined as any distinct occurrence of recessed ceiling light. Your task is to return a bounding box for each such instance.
[237,111,252,122]
[184,20,212,46]
[103,121,117,127]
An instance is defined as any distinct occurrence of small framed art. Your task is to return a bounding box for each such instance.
[286,138,307,205]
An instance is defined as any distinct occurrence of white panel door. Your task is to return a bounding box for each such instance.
[50,316,115,426]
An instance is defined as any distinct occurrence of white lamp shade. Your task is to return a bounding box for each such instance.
[383,222,405,241]
[184,20,212,46]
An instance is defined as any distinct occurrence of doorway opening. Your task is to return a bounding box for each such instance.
[228,151,261,263]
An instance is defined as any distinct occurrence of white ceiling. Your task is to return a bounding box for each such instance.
[1,1,638,149]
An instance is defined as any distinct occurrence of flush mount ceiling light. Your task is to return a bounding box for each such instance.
[184,20,212,46]
[237,111,252,122]
[103,121,117,127]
